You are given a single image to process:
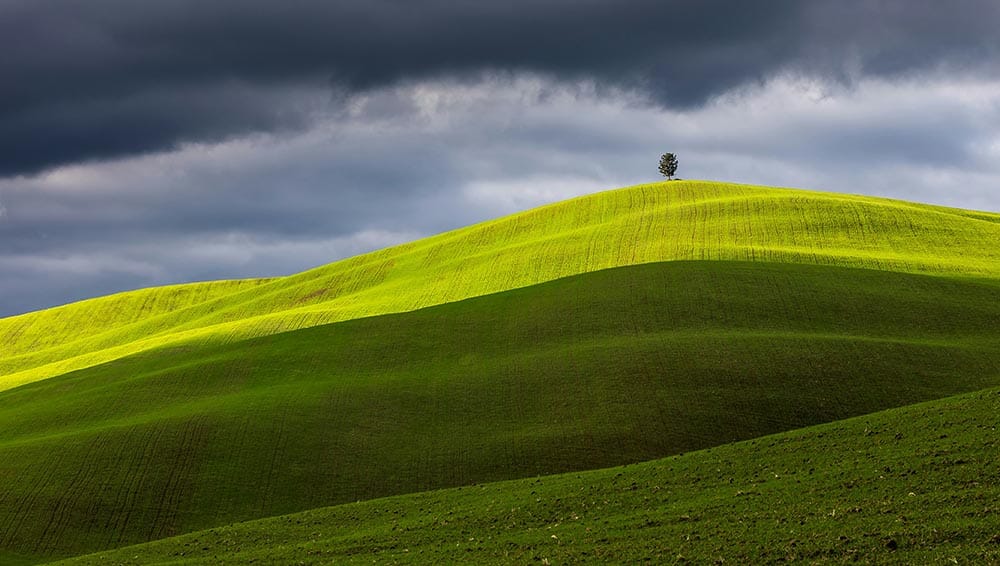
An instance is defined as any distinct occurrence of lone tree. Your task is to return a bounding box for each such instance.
[658,152,678,180]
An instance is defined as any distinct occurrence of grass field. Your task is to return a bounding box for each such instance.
[2,181,999,563]
[54,386,1000,564]
[1,260,999,562]
[4,181,1000,392]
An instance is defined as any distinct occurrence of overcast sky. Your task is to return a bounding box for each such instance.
[2,1,1000,317]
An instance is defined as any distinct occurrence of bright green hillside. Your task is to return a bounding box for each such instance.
[4,181,1000,391]
[0,278,273,358]
[2,261,999,562]
[55,386,1000,565]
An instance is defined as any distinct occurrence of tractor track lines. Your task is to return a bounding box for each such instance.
[258,409,289,516]
[148,416,211,541]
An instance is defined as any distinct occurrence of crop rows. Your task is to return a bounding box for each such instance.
[0,415,213,561]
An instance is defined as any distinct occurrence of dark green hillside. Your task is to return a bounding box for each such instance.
[2,261,999,561]
[60,387,1000,565]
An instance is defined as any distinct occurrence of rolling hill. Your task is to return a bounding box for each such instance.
[3,181,999,392]
[54,386,1000,565]
[1,181,998,563]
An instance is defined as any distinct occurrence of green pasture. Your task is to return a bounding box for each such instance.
[57,386,1000,564]
[1,261,998,561]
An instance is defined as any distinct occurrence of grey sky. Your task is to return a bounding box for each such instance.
[1,1,999,316]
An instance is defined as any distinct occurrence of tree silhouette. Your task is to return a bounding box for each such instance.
[658,153,678,180]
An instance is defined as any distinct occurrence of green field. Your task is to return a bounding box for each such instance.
[1,181,998,563]
[55,386,1000,565]
[4,181,999,391]
[2,260,999,561]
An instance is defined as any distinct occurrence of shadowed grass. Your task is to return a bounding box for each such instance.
[55,387,1000,564]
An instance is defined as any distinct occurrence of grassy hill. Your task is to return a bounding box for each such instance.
[2,181,999,563]
[53,386,1000,565]
[4,181,1000,392]
[1,260,999,562]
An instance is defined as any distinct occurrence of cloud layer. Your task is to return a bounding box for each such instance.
[3,0,999,175]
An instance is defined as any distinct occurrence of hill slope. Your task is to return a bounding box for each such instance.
[1,261,999,561]
[55,386,1000,565]
[4,181,1000,391]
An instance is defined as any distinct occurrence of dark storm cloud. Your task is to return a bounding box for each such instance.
[3,0,999,176]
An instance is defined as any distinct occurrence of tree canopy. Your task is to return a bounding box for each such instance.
[659,153,678,180]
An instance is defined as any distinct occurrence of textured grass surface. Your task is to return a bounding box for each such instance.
[55,387,1000,565]
[4,181,1000,391]
[0,279,277,359]
[2,261,999,561]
